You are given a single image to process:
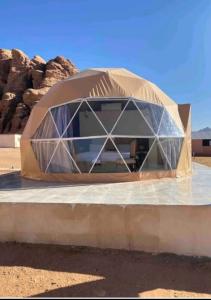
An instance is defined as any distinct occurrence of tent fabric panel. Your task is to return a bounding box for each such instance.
[176,104,192,176]
[21,167,177,183]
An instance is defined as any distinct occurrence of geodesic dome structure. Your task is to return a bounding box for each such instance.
[21,68,192,182]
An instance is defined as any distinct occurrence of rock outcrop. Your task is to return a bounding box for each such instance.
[0,49,78,133]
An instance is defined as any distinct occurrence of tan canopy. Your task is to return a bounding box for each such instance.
[21,68,191,182]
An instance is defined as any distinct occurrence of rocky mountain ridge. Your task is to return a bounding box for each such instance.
[192,127,211,139]
[0,49,78,133]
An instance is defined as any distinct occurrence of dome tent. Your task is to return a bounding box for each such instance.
[21,68,191,182]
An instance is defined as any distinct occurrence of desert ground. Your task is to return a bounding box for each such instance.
[0,148,21,174]
[0,148,211,297]
[193,156,211,168]
[1,243,211,298]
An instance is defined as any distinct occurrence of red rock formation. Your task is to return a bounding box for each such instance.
[0,49,78,133]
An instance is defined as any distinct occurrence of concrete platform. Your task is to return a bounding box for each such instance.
[0,163,211,257]
[0,163,210,205]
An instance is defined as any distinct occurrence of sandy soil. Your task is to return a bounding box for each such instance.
[0,148,21,173]
[193,156,211,168]
[0,149,211,297]
[0,243,211,298]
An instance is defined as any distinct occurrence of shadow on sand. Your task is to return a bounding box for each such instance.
[0,242,211,297]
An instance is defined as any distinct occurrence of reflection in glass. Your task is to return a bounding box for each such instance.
[32,141,57,172]
[88,100,128,132]
[47,141,79,173]
[112,101,153,136]
[158,109,184,137]
[135,101,164,134]
[32,112,59,139]
[159,138,183,169]
[114,137,154,171]
[51,102,80,136]
[141,140,171,171]
[64,138,106,173]
[63,102,106,138]
[31,98,185,175]
[91,139,129,173]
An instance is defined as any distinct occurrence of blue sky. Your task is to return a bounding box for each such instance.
[1,0,211,130]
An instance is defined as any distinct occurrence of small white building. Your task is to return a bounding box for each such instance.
[0,134,21,148]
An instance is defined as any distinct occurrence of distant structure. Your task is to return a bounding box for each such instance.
[21,68,191,182]
[0,134,20,147]
[192,127,211,156]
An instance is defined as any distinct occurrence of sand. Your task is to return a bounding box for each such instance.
[193,156,211,168]
[0,243,211,298]
[0,148,21,174]
[0,149,211,297]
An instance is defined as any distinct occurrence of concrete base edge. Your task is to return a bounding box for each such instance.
[0,203,210,258]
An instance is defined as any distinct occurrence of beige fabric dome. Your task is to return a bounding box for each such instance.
[21,68,191,183]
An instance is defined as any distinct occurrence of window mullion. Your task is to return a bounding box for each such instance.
[89,138,108,173]
[110,138,131,173]
[61,101,83,138]
[61,140,81,174]
[139,138,156,172]
[85,100,108,134]
[45,140,60,173]
[110,99,130,134]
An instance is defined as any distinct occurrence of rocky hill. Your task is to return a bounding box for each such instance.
[0,49,78,133]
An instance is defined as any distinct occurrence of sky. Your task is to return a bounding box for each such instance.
[0,0,211,130]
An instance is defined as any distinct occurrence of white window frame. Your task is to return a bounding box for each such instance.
[30,97,185,174]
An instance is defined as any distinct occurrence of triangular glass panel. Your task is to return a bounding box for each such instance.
[88,99,128,133]
[51,102,80,136]
[112,101,154,136]
[47,141,79,173]
[91,138,129,173]
[114,137,154,172]
[32,112,59,139]
[64,138,106,173]
[31,141,57,172]
[159,138,183,169]
[140,139,171,171]
[135,100,164,134]
[63,101,107,138]
[158,109,184,137]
